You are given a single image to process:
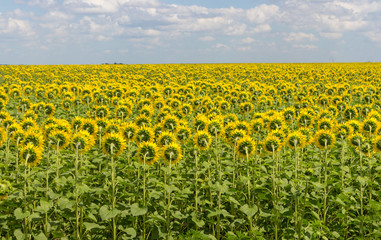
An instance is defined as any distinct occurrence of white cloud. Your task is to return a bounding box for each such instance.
[199,36,215,41]
[320,32,342,39]
[292,44,317,50]
[246,4,280,24]
[284,32,318,42]
[241,37,255,44]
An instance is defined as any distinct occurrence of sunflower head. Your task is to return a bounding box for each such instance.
[194,131,212,150]
[47,129,71,150]
[162,114,179,133]
[157,131,175,147]
[135,126,154,143]
[314,129,336,149]
[373,136,381,152]
[138,141,160,165]
[343,107,358,120]
[207,118,223,137]
[362,118,379,136]
[162,143,183,164]
[348,133,365,149]
[236,135,256,157]
[102,132,126,157]
[22,129,44,148]
[135,115,151,127]
[20,143,43,167]
[317,118,336,131]
[263,134,282,153]
[287,131,307,149]
[71,130,95,153]
[122,122,137,142]
[176,126,191,144]
[193,114,209,132]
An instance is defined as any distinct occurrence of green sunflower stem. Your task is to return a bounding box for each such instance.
[271,147,278,240]
[23,154,30,240]
[194,151,199,221]
[359,148,364,239]
[143,153,147,240]
[110,144,117,240]
[245,148,253,233]
[323,144,328,226]
[294,146,301,239]
[75,144,80,240]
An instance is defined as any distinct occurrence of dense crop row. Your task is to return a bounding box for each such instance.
[1,63,381,239]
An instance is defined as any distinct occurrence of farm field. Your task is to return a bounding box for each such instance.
[1,63,381,239]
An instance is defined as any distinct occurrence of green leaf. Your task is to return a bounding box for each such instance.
[118,227,137,238]
[33,232,47,240]
[331,231,340,238]
[84,222,105,231]
[99,205,120,221]
[130,203,147,216]
[14,208,30,220]
[39,199,53,213]
[240,204,258,218]
[357,176,368,186]
[14,229,24,240]
[58,197,74,210]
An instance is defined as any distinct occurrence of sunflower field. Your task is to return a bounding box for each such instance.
[1,63,381,239]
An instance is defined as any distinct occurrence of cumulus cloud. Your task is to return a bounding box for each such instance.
[284,32,318,42]
[246,4,280,24]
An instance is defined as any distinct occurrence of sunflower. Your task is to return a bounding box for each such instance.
[157,131,176,147]
[0,179,12,201]
[317,118,336,131]
[373,135,381,152]
[239,102,254,114]
[162,143,183,164]
[44,103,55,117]
[193,114,209,132]
[22,129,44,148]
[343,107,358,120]
[347,120,361,133]
[223,114,238,127]
[263,134,282,153]
[137,141,160,165]
[96,118,108,135]
[135,126,155,143]
[0,127,6,147]
[72,116,84,132]
[194,131,212,150]
[235,135,256,157]
[297,110,314,128]
[335,123,353,141]
[362,118,379,136]
[20,117,36,131]
[105,119,121,134]
[314,130,336,149]
[102,132,126,157]
[176,126,191,143]
[162,114,179,132]
[19,143,43,167]
[282,107,295,123]
[47,129,71,149]
[55,119,72,134]
[115,106,131,121]
[135,115,151,127]
[2,116,15,129]
[348,133,365,149]
[94,105,109,119]
[121,122,137,142]
[286,131,307,149]
[361,138,374,156]
[61,99,72,110]
[180,103,192,117]
[140,105,155,117]
[229,129,246,146]
[235,121,250,135]
[207,117,223,137]
[71,130,95,153]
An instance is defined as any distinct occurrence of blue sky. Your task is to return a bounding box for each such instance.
[1,0,381,64]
